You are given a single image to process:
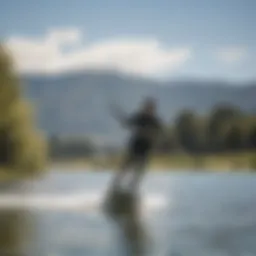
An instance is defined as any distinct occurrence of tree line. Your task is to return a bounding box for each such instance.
[48,104,256,161]
[48,135,96,160]
[159,105,256,155]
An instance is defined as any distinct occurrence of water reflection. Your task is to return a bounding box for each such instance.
[105,190,147,256]
[0,209,35,256]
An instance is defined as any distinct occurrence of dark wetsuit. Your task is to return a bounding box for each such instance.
[125,112,162,163]
[104,109,163,215]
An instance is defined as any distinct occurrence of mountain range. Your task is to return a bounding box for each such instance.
[21,71,256,145]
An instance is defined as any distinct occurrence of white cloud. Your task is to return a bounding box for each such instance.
[216,47,247,64]
[4,28,191,77]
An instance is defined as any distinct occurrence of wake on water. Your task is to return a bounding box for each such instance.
[0,190,168,214]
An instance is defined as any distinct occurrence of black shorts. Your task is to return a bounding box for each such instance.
[128,136,152,159]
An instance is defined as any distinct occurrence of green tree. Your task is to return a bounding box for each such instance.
[207,104,241,152]
[224,125,243,151]
[249,126,256,149]
[175,110,206,169]
[175,110,200,153]
[0,45,47,178]
[157,127,179,153]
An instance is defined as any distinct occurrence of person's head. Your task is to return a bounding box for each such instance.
[141,97,157,115]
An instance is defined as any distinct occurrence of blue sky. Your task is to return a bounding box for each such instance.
[1,0,255,81]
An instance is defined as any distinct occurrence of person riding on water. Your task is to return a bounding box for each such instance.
[109,97,164,193]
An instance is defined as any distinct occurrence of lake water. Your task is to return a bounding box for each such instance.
[0,169,256,256]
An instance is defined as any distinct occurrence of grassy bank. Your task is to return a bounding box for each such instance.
[0,167,46,182]
[50,151,256,172]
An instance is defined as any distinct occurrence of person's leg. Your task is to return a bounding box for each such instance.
[129,155,148,193]
[109,152,135,192]
[128,140,151,192]
[104,153,134,216]
[110,137,140,192]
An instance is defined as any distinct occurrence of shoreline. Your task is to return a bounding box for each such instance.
[49,152,256,172]
[1,152,255,182]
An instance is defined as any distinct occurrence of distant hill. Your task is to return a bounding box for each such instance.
[21,71,256,144]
